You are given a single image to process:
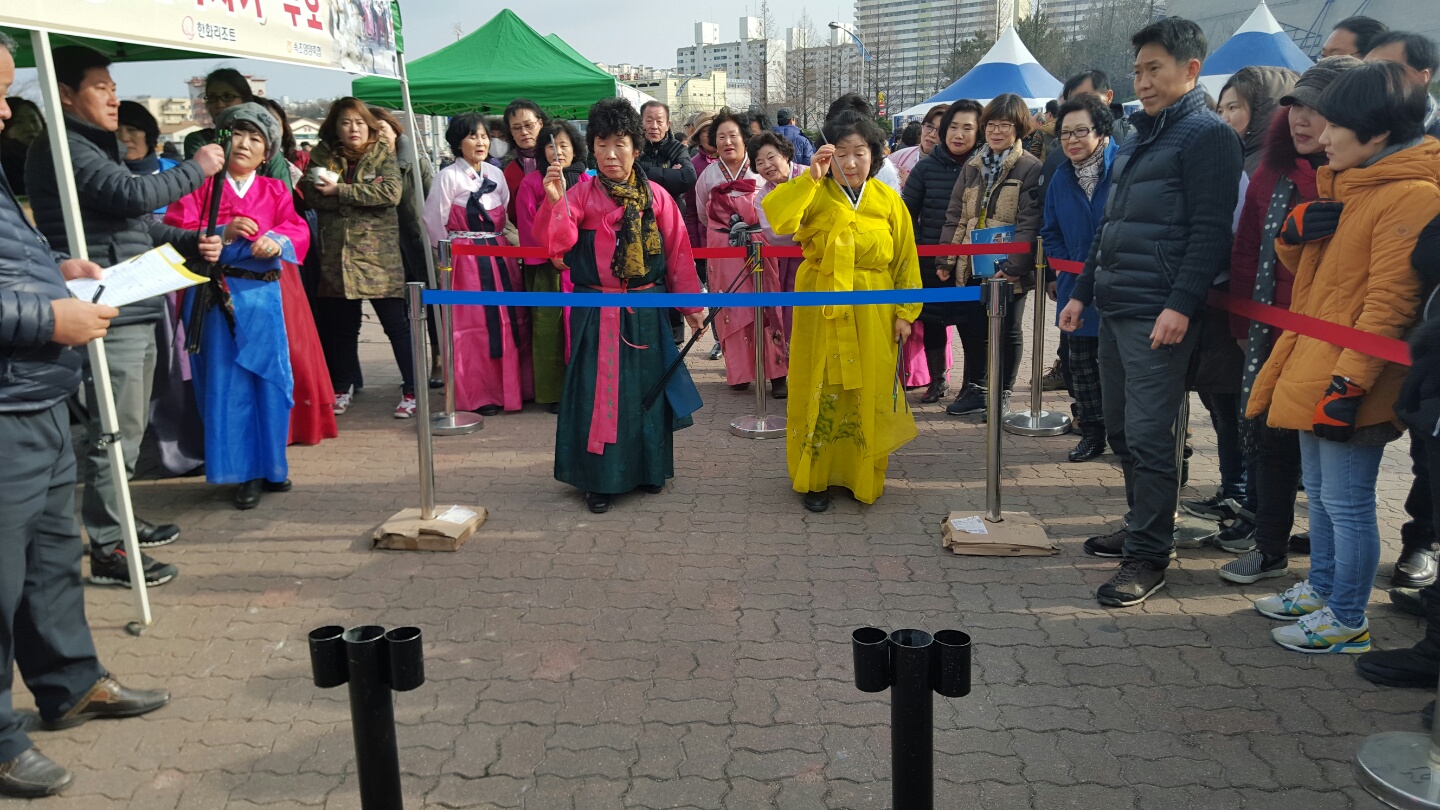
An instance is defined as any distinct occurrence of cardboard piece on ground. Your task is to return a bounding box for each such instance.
[942,510,1057,556]
[373,505,487,551]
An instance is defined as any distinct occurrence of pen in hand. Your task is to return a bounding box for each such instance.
[91,286,106,304]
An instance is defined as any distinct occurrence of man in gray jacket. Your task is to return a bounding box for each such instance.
[0,35,172,798]
[26,46,223,588]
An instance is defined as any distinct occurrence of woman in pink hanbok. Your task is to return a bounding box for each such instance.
[751,131,803,399]
[694,109,787,395]
[423,113,533,416]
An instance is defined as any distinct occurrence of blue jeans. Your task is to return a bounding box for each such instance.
[1298,432,1385,628]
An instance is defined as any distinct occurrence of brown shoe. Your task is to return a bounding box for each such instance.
[42,675,170,731]
[0,748,72,798]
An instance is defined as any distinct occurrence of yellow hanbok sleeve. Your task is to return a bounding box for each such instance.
[761,171,822,236]
[887,192,923,323]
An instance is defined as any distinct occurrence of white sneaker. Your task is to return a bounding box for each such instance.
[1271,606,1371,654]
[333,385,354,415]
[1254,579,1326,620]
[394,393,417,419]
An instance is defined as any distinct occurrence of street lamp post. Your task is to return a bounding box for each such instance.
[828,22,872,112]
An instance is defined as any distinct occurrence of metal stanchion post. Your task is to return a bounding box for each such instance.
[1004,240,1072,437]
[983,277,1010,523]
[1354,672,1440,808]
[730,239,785,439]
[309,625,426,810]
[852,626,972,810]
[1173,396,1219,547]
[407,284,437,521]
[431,241,483,436]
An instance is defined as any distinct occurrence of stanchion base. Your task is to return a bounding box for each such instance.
[1354,731,1440,809]
[373,505,487,551]
[1174,513,1220,549]
[730,415,787,439]
[940,510,1059,556]
[1002,409,1073,437]
[431,411,483,436]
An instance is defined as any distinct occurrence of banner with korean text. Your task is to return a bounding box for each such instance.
[1,0,399,76]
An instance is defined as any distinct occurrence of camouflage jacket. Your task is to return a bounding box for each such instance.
[300,140,403,299]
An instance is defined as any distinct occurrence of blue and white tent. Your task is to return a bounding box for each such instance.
[1199,1,1313,98]
[894,26,1063,121]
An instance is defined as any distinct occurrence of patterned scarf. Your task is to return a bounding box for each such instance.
[1072,137,1109,200]
[980,144,1012,191]
[598,164,662,281]
[1241,174,1298,401]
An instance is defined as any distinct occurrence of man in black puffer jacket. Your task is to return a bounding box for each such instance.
[25,46,223,588]
[637,101,697,344]
[0,37,173,798]
[1060,18,1243,608]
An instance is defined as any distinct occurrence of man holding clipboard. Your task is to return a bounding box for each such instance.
[0,36,175,797]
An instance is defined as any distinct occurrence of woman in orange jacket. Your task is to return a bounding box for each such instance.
[1246,62,1440,654]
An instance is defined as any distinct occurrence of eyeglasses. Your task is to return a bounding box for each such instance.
[922,124,939,134]
[510,120,540,134]
[1058,127,1095,140]
[204,92,243,105]
[984,122,1015,133]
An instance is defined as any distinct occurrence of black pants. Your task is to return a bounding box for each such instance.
[1198,391,1248,502]
[1248,418,1304,557]
[1402,431,1440,553]
[951,292,1027,391]
[315,297,416,396]
[0,404,105,761]
[1099,315,1201,568]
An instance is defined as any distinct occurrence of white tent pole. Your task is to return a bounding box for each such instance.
[396,56,437,290]
[31,30,153,631]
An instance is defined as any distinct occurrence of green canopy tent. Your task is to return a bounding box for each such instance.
[1,28,198,66]
[351,9,621,117]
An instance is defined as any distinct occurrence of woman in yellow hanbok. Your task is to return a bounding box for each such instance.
[762,110,923,512]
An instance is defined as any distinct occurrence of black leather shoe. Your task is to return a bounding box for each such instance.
[478,405,502,416]
[637,484,663,495]
[1068,433,1106,462]
[42,675,170,730]
[586,492,612,514]
[770,377,788,400]
[1393,547,1439,589]
[262,479,292,493]
[802,491,831,513]
[235,479,263,510]
[920,379,949,404]
[0,748,72,798]
[1289,532,1311,555]
[1391,588,1426,617]
[547,402,561,415]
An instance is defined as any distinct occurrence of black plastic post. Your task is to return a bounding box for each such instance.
[851,626,973,810]
[308,625,426,810]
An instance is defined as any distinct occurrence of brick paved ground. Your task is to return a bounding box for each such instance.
[12,316,1426,808]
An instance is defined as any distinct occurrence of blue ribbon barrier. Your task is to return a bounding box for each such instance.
[421,288,984,308]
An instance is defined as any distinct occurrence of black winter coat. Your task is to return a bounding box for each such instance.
[26,114,205,327]
[1397,214,1440,437]
[1071,88,1243,320]
[0,168,83,413]
[637,134,697,205]
[900,146,968,288]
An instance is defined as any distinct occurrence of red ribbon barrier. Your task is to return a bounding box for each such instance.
[1207,290,1411,366]
[448,244,553,259]
[1050,257,1084,275]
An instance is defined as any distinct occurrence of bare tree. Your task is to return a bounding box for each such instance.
[784,12,824,128]
[941,29,993,89]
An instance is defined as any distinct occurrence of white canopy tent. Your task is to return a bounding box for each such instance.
[1199,1,1314,98]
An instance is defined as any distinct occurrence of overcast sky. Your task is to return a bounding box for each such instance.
[13,0,853,101]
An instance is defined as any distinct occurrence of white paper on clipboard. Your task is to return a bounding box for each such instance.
[66,244,207,307]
